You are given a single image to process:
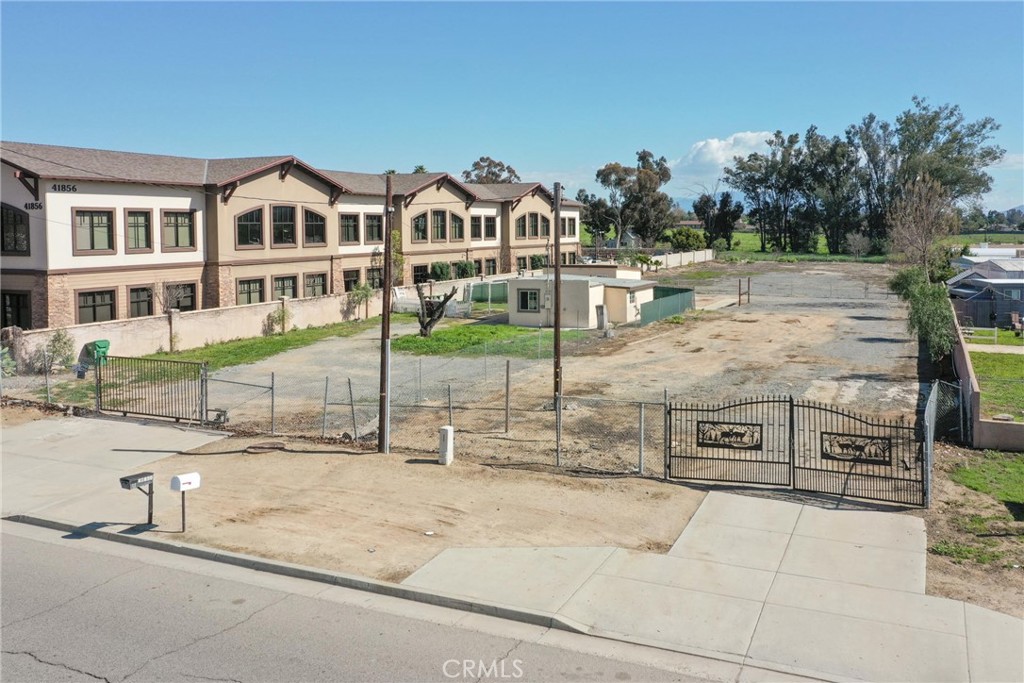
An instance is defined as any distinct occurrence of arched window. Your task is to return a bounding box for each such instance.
[412,212,428,241]
[236,208,263,247]
[515,215,526,239]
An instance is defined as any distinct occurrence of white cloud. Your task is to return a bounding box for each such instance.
[670,131,773,196]
[992,152,1024,171]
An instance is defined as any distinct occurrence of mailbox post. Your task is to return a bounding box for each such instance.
[119,472,155,525]
[170,472,201,532]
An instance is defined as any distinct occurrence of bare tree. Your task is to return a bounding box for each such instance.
[415,284,458,337]
[160,283,193,312]
[888,174,960,273]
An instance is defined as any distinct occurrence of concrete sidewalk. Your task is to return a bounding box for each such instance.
[965,342,1024,355]
[1,414,225,522]
[404,492,1023,683]
[4,415,1022,682]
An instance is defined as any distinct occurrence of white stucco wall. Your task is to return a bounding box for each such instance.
[1,161,49,270]
[32,178,206,270]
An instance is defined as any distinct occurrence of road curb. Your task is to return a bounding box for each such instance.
[4,514,586,635]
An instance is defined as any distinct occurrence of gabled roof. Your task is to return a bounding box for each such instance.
[319,171,477,201]
[1,141,206,185]
[206,155,353,194]
[0,142,353,194]
[1,141,576,205]
[464,182,552,203]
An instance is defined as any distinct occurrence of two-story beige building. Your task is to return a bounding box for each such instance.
[1,141,581,329]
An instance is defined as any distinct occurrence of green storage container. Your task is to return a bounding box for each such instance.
[90,339,110,366]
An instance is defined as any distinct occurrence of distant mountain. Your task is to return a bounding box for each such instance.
[1008,205,1024,213]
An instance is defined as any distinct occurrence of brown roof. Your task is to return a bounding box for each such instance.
[1,142,574,205]
[464,182,546,202]
[1,141,207,185]
[204,156,294,185]
[319,170,480,201]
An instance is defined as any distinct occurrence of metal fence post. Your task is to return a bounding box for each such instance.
[200,363,208,425]
[322,376,330,438]
[44,349,51,404]
[270,372,276,435]
[555,392,562,467]
[417,358,422,403]
[639,402,645,474]
[787,395,796,485]
[447,383,453,427]
[504,359,511,434]
[94,356,101,413]
[348,377,357,438]
[663,388,670,480]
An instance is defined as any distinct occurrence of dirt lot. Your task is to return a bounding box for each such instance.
[138,431,1019,617]
[4,399,1020,617]
[913,443,1024,617]
[145,435,704,584]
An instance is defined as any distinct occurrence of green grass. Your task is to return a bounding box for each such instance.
[721,230,888,263]
[471,301,508,314]
[950,450,1024,513]
[970,352,1024,421]
[391,323,586,358]
[929,539,1004,565]
[953,513,1017,535]
[145,317,383,371]
[963,328,1024,346]
[36,376,97,405]
[667,268,755,281]
[945,232,1024,247]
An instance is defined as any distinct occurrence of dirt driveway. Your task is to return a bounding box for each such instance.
[147,436,704,583]
[210,262,920,432]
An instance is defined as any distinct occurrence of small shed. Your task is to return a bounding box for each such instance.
[507,274,656,329]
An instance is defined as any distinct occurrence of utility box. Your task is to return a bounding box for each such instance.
[438,426,454,466]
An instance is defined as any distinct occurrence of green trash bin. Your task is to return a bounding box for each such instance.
[91,340,110,366]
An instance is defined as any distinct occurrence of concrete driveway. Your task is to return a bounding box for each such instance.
[1,414,224,524]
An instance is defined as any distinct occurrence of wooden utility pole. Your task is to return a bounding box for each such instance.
[553,182,562,401]
[378,174,393,453]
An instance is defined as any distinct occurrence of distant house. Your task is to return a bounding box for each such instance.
[619,230,642,248]
[947,258,1024,327]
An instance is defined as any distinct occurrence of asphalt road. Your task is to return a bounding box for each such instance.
[1,523,713,683]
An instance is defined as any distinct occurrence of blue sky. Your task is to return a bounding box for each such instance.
[3,1,1022,210]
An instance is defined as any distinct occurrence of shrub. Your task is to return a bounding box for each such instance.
[888,267,928,300]
[453,260,476,279]
[262,307,291,336]
[668,227,706,252]
[529,254,546,269]
[906,282,956,362]
[1,346,16,377]
[429,262,452,281]
[35,328,75,373]
[711,238,728,254]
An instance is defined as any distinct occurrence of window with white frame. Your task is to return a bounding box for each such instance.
[518,289,539,312]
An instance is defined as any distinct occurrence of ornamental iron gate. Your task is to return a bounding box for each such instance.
[668,395,926,506]
[97,356,207,423]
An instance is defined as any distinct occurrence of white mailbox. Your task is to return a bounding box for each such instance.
[170,472,201,492]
